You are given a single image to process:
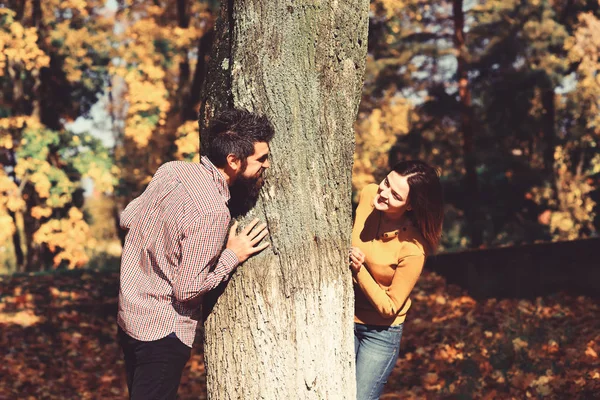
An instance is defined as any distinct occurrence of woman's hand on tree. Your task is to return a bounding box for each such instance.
[349,246,365,274]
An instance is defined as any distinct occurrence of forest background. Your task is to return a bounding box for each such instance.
[1,0,600,275]
[0,0,599,274]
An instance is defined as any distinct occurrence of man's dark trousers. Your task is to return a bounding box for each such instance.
[118,326,191,400]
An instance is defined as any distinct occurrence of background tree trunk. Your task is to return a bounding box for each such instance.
[200,1,369,398]
[453,0,482,248]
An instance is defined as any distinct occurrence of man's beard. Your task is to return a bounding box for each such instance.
[228,172,265,218]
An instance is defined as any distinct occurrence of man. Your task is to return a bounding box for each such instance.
[117,109,275,399]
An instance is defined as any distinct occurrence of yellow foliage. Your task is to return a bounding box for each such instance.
[139,64,166,81]
[33,207,92,269]
[0,2,124,271]
[6,196,25,213]
[550,212,575,237]
[0,174,17,193]
[0,116,34,130]
[107,1,214,235]
[84,163,116,194]
[68,207,83,220]
[58,0,89,16]
[124,124,154,147]
[0,170,21,245]
[353,92,412,197]
[31,206,53,220]
[49,16,112,83]
[566,13,600,135]
[14,159,75,207]
[1,134,13,149]
[0,213,16,244]
[376,0,408,17]
[174,121,200,162]
[0,12,50,75]
[0,172,25,213]
[30,171,52,198]
[531,145,597,241]
[124,74,170,116]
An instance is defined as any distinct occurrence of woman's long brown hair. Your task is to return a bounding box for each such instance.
[392,160,444,254]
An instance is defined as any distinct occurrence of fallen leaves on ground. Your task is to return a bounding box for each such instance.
[0,270,598,399]
[382,272,600,399]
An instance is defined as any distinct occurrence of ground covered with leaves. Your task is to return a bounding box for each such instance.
[0,269,598,399]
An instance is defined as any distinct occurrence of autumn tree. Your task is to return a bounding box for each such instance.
[0,2,116,272]
[198,1,369,398]
[357,0,599,249]
[545,10,600,240]
[109,0,217,237]
[1,1,220,271]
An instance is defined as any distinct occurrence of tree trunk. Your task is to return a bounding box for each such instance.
[453,0,482,248]
[540,82,555,174]
[22,183,45,271]
[200,1,369,398]
[8,210,24,271]
[176,0,191,122]
[184,17,214,121]
[5,149,25,270]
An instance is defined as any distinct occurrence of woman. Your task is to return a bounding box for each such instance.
[349,160,444,400]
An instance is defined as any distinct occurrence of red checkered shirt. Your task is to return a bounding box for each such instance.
[117,157,239,347]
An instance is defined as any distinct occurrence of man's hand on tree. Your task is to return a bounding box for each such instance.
[227,218,270,263]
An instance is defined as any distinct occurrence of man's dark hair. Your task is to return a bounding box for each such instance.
[204,109,275,168]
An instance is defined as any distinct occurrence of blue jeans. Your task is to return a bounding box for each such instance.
[354,322,403,400]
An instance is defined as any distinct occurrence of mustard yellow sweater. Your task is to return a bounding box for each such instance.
[352,184,426,326]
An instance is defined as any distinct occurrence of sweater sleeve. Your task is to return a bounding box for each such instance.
[354,251,425,319]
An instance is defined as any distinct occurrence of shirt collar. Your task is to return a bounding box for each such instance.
[201,156,230,203]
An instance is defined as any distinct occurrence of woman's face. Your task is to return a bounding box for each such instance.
[373,172,411,217]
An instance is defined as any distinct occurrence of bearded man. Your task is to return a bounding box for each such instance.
[117,109,274,400]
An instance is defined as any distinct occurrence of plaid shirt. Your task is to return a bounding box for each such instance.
[117,157,239,347]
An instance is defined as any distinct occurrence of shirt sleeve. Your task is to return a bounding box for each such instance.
[120,163,169,230]
[120,197,142,230]
[172,212,240,302]
[354,251,425,319]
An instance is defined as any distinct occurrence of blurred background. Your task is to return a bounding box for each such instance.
[0,0,600,273]
[1,0,599,275]
[1,1,599,399]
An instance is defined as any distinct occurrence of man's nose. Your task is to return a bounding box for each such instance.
[264,159,271,168]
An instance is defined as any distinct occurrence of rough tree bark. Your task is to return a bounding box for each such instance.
[199,1,369,398]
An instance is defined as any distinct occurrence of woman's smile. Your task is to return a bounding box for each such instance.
[376,195,388,206]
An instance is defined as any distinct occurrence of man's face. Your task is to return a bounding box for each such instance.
[228,142,270,217]
[240,141,270,180]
